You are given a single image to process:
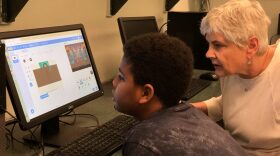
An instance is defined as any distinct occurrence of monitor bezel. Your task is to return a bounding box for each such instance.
[1,24,104,130]
[117,16,159,44]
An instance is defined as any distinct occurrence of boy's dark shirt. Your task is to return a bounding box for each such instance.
[122,103,246,156]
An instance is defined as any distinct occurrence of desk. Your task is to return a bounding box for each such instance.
[5,70,221,156]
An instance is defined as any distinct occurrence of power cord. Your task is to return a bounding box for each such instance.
[3,107,100,155]
[159,20,170,33]
[2,107,45,155]
[200,0,211,11]
[59,109,100,128]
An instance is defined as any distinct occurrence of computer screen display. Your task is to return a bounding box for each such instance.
[0,24,103,133]
[167,12,214,71]
[117,16,159,44]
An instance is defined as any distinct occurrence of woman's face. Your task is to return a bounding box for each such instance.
[205,33,248,77]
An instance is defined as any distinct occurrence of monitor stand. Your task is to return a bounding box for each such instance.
[23,116,91,147]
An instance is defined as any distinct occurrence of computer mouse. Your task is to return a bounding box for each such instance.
[199,72,219,81]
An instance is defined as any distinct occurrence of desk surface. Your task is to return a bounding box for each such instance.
[5,70,221,156]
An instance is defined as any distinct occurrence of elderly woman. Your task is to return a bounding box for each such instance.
[192,0,280,155]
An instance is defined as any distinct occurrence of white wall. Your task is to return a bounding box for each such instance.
[172,0,279,38]
[258,0,280,38]
[209,0,280,39]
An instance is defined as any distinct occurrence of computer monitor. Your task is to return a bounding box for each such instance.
[117,16,159,44]
[0,24,103,147]
[167,12,214,71]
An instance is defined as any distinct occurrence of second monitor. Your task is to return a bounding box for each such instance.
[117,16,159,44]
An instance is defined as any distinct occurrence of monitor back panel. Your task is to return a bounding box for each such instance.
[167,12,214,71]
[117,16,159,44]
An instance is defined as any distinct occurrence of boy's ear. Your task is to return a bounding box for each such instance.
[138,84,154,104]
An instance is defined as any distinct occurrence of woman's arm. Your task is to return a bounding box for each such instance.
[192,102,208,115]
[192,95,223,122]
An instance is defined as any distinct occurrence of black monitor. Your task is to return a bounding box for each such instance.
[117,16,159,44]
[0,24,103,147]
[167,12,214,71]
[0,44,5,114]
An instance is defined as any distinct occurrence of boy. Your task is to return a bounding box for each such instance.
[112,33,246,156]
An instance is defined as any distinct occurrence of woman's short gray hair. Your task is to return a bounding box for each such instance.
[200,0,271,54]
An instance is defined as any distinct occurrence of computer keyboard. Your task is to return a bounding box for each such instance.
[181,78,211,101]
[47,115,137,156]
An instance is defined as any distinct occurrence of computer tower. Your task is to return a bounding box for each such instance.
[0,44,5,114]
[0,44,5,154]
[0,115,5,154]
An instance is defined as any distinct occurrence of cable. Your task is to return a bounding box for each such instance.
[5,118,17,126]
[3,107,99,155]
[59,110,77,126]
[5,129,11,150]
[1,107,20,145]
[3,108,45,155]
[59,108,75,116]
[159,20,170,33]
[207,0,211,10]
[72,113,100,127]
[200,0,210,11]
[60,112,100,128]
[27,128,44,156]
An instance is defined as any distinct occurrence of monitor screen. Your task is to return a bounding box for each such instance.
[117,16,159,44]
[0,24,103,146]
[167,12,214,71]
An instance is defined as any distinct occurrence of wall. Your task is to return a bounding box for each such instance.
[174,0,280,38]
[210,0,280,39]
[258,0,280,38]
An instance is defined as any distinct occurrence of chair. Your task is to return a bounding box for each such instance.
[270,34,280,44]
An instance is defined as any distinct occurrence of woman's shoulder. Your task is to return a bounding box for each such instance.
[269,43,280,67]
